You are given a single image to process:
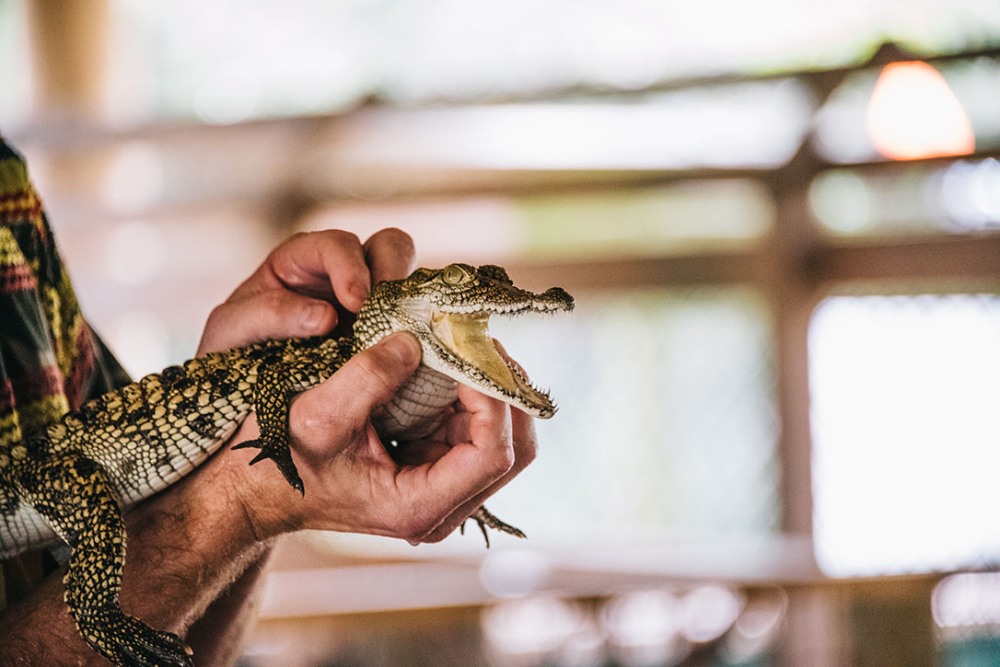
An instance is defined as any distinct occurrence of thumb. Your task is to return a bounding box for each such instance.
[292,332,422,438]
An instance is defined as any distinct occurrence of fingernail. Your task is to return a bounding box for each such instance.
[302,302,330,333]
[384,332,421,367]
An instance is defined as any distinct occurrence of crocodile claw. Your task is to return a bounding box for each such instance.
[232,438,304,494]
[462,505,526,548]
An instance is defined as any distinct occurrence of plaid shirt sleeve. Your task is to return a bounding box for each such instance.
[0,137,131,610]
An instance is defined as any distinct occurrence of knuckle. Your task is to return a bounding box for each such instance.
[260,289,290,313]
[487,445,516,479]
[289,229,363,257]
[271,231,308,260]
[350,349,385,380]
[366,228,417,280]
[256,290,301,327]
[322,229,363,249]
[204,302,228,329]
[371,227,415,254]
[348,352,398,400]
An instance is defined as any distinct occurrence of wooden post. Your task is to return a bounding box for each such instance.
[25,0,110,123]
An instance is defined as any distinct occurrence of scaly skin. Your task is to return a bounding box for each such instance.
[0,263,573,667]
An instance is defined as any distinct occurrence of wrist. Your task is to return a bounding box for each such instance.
[211,415,307,542]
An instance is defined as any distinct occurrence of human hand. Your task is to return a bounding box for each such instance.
[198,228,537,544]
[232,335,538,543]
[380,344,539,543]
[197,228,414,355]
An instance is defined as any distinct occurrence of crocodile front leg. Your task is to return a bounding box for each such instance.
[18,453,192,667]
[232,359,304,494]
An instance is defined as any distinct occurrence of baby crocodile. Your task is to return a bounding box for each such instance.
[0,263,574,666]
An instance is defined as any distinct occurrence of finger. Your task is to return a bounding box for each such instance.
[231,230,372,312]
[290,332,422,449]
[419,391,538,543]
[198,291,338,354]
[364,228,416,283]
[398,389,515,539]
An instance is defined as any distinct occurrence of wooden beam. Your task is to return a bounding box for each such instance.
[813,234,1000,286]
[505,250,764,293]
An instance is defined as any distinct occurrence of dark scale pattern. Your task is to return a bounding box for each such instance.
[0,335,347,665]
[0,265,573,667]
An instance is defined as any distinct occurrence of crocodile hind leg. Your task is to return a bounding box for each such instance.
[464,505,526,547]
[232,360,304,494]
[18,453,193,667]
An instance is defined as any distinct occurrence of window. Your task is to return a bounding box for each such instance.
[812,294,1000,575]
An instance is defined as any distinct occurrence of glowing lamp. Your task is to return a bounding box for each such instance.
[866,61,975,161]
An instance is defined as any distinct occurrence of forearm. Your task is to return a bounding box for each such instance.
[184,551,272,666]
[0,447,271,664]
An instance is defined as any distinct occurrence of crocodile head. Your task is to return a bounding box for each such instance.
[354,263,574,418]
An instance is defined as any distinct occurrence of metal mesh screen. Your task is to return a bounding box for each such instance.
[811,293,1000,575]
[486,286,779,544]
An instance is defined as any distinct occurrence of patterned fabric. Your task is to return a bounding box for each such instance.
[0,138,130,610]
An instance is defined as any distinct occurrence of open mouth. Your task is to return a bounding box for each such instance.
[430,309,556,417]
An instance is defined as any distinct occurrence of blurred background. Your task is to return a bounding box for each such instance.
[3,1,1000,665]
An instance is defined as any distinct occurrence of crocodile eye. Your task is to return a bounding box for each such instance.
[442,264,472,285]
